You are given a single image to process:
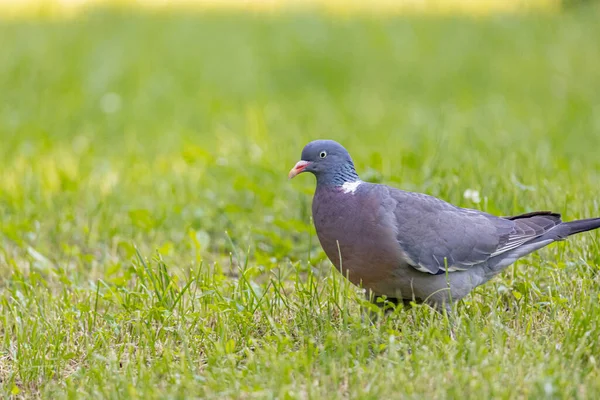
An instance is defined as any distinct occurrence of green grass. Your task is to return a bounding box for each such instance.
[2,4,600,398]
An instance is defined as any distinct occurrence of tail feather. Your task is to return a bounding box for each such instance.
[555,217,600,239]
[487,216,600,274]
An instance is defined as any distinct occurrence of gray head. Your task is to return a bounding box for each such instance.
[288,140,360,186]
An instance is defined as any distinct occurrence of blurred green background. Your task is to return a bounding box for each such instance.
[2,5,599,267]
[1,1,600,398]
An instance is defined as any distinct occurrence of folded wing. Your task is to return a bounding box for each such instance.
[386,188,562,275]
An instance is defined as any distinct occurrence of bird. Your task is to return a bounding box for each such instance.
[289,139,600,312]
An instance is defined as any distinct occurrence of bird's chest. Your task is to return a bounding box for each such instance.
[312,188,362,227]
[312,191,365,251]
[311,187,401,284]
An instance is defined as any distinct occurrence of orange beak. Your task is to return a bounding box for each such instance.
[288,160,311,179]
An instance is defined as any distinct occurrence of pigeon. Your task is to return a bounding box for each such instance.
[289,139,600,311]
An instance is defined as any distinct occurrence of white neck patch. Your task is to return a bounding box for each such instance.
[341,180,362,194]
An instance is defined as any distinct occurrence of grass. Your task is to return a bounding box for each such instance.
[1,3,600,398]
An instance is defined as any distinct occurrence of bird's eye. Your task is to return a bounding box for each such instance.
[319,151,327,158]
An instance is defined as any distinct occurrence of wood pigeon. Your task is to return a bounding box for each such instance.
[289,140,600,310]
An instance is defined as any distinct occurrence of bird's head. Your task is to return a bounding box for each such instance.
[288,140,359,186]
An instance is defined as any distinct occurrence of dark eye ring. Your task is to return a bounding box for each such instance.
[319,151,327,158]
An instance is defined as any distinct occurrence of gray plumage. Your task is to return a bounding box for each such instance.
[289,140,600,309]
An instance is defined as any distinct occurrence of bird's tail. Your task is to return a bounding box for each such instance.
[555,217,600,239]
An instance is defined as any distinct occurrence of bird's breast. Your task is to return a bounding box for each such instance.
[311,186,403,288]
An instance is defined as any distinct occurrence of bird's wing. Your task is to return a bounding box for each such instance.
[384,187,562,275]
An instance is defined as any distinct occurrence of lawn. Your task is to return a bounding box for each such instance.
[1,3,600,398]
